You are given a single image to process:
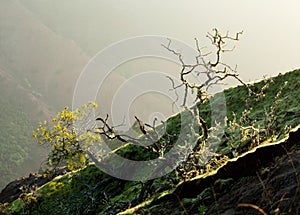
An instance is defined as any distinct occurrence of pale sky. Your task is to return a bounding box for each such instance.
[13,0,300,124]
[18,0,300,83]
[113,0,300,82]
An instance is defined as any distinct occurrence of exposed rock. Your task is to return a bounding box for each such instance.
[0,167,69,204]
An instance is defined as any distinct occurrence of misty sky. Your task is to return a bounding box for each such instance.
[2,0,300,124]
[1,0,299,189]
[2,0,300,206]
[3,0,296,125]
[18,0,300,83]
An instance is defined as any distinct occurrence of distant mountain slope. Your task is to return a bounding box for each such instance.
[17,0,138,56]
[0,66,51,189]
[0,0,89,189]
[0,0,89,108]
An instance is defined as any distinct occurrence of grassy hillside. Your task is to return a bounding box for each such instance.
[1,69,299,214]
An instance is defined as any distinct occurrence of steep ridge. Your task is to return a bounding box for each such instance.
[0,69,299,214]
[121,127,300,214]
[174,126,300,198]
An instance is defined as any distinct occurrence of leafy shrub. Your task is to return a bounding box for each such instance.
[33,102,101,171]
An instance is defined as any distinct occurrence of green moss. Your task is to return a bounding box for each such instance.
[9,199,25,214]
[8,69,300,215]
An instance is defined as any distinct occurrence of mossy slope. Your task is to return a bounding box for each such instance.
[3,69,300,215]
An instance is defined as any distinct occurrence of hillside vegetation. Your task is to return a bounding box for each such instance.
[0,67,51,189]
[1,69,299,214]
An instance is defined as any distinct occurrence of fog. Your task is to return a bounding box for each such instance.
[0,0,299,189]
[18,0,300,81]
[15,0,300,119]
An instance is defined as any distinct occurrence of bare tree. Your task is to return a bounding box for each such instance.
[162,29,245,154]
[89,28,247,203]
[93,28,245,154]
